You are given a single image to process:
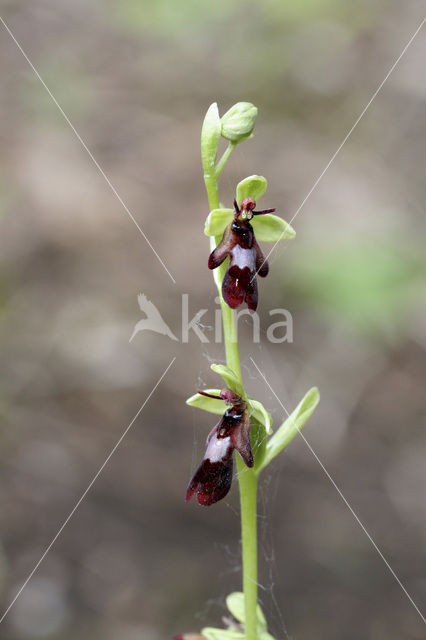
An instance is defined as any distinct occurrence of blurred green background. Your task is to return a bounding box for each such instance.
[0,1,425,639]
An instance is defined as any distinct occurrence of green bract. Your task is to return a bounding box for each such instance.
[252,214,295,242]
[236,175,267,205]
[201,102,221,174]
[201,593,276,640]
[227,592,267,632]
[221,102,258,143]
[256,387,320,474]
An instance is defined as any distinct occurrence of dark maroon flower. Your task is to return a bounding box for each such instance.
[185,389,253,506]
[208,198,275,312]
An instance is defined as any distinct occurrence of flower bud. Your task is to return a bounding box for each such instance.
[220,102,258,143]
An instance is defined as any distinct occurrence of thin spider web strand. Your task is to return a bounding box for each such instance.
[253,17,426,280]
[0,16,176,284]
[0,357,176,624]
[250,356,426,626]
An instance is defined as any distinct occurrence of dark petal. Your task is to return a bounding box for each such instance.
[205,420,221,445]
[252,207,276,215]
[229,408,254,467]
[222,268,246,309]
[185,457,233,506]
[208,222,237,269]
[244,275,258,312]
[253,237,269,278]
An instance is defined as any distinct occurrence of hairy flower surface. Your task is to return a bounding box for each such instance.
[208,198,274,311]
[185,389,253,506]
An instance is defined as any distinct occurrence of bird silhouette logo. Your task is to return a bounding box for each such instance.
[129,294,179,342]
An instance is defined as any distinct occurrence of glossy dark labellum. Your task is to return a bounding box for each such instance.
[208,198,275,312]
[185,389,253,506]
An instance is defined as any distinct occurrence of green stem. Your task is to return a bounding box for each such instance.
[203,156,259,640]
[236,455,258,639]
[215,141,236,178]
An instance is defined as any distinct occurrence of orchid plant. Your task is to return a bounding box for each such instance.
[176,103,320,640]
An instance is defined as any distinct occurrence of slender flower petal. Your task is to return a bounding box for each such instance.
[186,390,253,506]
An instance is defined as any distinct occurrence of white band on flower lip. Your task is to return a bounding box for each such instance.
[206,437,231,463]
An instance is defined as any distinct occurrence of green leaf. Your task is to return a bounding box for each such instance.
[257,387,320,474]
[202,629,244,640]
[252,214,296,242]
[247,398,273,434]
[204,208,234,237]
[201,102,221,174]
[226,592,267,632]
[186,389,223,415]
[236,175,267,205]
[211,364,244,397]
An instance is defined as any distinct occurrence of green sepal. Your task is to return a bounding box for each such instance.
[202,629,244,640]
[210,364,244,397]
[186,388,223,415]
[201,592,277,640]
[252,214,296,242]
[247,398,273,434]
[256,387,320,474]
[236,175,267,205]
[201,102,221,174]
[204,208,234,237]
[226,592,266,630]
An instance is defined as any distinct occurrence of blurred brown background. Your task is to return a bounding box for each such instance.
[0,2,425,639]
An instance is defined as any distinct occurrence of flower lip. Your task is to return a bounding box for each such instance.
[185,389,253,506]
